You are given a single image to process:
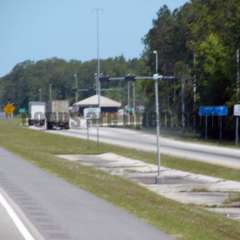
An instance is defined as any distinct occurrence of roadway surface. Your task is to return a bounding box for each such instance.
[0,198,24,240]
[48,127,240,169]
[0,147,172,240]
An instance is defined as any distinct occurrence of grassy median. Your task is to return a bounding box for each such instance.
[0,120,240,240]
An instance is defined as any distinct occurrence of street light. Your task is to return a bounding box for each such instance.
[94,8,103,147]
[153,50,161,183]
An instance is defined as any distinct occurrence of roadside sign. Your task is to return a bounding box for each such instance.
[137,105,145,113]
[84,107,101,120]
[199,106,228,140]
[198,106,228,117]
[3,103,15,115]
[234,104,240,116]
[124,105,133,113]
[19,108,26,114]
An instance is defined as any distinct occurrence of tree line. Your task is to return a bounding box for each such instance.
[142,0,240,137]
[0,0,240,138]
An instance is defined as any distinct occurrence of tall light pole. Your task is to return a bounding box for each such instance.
[236,49,240,145]
[153,50,161,182]
[94,8,102,147]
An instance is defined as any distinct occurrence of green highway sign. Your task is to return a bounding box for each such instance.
[19,108,26,114]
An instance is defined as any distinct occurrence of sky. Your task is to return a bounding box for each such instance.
[0,0,188,77]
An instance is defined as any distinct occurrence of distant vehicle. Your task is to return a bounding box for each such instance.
[28,102,46,126]
[46,100,70,130]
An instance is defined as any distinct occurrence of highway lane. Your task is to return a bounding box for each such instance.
[47,127,240,169]
[0,196,24,240]
[0,147,172,240]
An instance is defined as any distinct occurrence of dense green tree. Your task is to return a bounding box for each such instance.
[0,57,148,110]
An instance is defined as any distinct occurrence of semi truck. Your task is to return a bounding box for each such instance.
[28,102,46,126]
[46,100,70,130]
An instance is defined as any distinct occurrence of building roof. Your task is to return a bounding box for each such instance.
[73,95,121,108]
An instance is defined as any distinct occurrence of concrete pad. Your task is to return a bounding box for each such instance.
[57,152,240,220]
[208,207,240,220]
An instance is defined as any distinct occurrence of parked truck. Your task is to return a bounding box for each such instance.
[46,100,70,130]
[28,102,46,126]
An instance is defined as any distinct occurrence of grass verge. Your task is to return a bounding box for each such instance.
[224,192,240,204]
[0,120,240,240]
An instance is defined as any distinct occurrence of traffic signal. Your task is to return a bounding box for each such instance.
[125,74,136,81]
[99,74,110,82]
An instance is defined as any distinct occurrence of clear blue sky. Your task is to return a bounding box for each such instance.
[0,0,188,76]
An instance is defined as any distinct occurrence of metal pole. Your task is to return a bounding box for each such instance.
[181,77,185,129]
[95,8,102,147]
[132,81,136,126]
[219,117,222,140]
[237,49,240,101]
[205,115,208,140]
[153,50,161,182]
[39,88,42,101]
[193,52,197,130]
[74,74,79,103]
[235,49,240,145]
[236,117,239,145]
[127,81,131,125]
[49,84,52,102]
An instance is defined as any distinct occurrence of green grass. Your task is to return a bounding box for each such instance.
[0,120,240,240]
[142,127,240,148]
[224,192,240,204]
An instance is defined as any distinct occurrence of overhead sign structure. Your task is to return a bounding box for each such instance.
[234,104,240,116]
[198,106,228,117]
[84,107,101,120]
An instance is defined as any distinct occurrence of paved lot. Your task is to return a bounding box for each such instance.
[0,147,172,240]
[46,127,240,169]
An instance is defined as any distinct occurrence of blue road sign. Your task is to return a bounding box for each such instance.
[198,106,228,117]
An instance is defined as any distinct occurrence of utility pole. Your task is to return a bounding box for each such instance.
[193,52,197,130]
[181,76,185,129]
[236,49,240,145]
[49,84,52,102]
[237,49,240,101]
[127,81,131,124]
[132,81,136,126]
[39,88,42,102]
[74,73,79,103]
[153,50,161,183]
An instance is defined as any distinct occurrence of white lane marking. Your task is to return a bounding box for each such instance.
[0,192,35,240]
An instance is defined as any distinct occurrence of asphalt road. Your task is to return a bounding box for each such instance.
[48,127,240,169]
[0,147,172,240]
[0,198,24,240]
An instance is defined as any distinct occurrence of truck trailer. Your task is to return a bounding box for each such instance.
[28,102,46,126]
[46,100,70,130]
